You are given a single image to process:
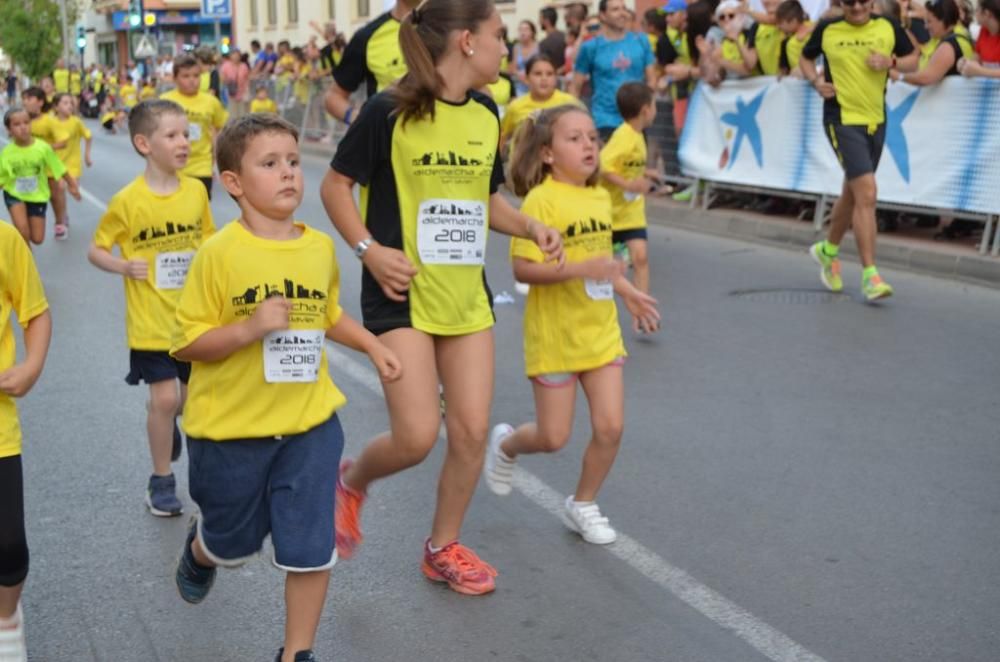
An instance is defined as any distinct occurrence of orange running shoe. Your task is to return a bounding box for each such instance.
[421,540,498,595]
[334,459,366,560]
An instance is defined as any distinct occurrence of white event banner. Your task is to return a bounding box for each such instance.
[678,77,1000,216]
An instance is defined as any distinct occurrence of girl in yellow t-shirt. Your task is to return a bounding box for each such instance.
[483,105,660,546]
[500,54,581,156]
[50,93,93,239]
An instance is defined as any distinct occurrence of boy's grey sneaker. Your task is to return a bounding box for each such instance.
[176,523,216,604]
[146,473,183,517]
[171,419,183,462]
[275,649,317,662]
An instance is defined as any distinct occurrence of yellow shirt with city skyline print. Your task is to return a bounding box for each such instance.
[0,222,49,459]
[160,89,229,177]
[511,177,625,377]
[600,122,648,232]
[172,222,347,441]
[93,175,215,351]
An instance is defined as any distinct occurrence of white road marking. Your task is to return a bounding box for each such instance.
[65,159,828,662]
[325,345,828,662]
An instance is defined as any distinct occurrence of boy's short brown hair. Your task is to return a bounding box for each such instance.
[172,54,200,77]
[216,113,299,175]
[128,99,186,156]
[616,82,655,122]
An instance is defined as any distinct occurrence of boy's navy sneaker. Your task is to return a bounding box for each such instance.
[146,474,183,517]
[275,649,317,662]
[171,419,183,462]
[176,523,216,604]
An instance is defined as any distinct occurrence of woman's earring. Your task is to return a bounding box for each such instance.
[467,50,475,56]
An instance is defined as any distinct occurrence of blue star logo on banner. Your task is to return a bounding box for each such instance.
[885,90,920,183]
[720,88,767,170]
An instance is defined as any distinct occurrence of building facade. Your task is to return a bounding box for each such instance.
[233,1,600,52]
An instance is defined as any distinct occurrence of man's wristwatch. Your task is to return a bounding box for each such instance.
[354,237,373,260]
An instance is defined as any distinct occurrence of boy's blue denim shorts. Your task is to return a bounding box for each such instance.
[187,413,344,572]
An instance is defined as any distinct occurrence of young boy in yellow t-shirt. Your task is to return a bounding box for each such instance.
[599,82,661,303]
[170,114,401,661]
[249,84,277,114]
[0,220,52,662]
[88,99,216,518]
[160,54,229,199]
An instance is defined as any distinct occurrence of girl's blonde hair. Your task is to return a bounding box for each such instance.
[393,0,496,124]
[508,105,599,197]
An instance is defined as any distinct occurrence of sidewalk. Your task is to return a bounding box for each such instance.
[647,198,1000,290]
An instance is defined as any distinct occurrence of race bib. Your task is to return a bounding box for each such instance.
[155,251,194,290]
[263,330,324,383]
[14,177,37,195]
[188,123,203,141]
[584,278,614,301]
[416,199,487,265]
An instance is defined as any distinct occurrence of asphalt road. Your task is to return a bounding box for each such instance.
[9,124,1000,662]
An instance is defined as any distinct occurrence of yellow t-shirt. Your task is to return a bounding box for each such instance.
[93,175,216,351]
[751,23,784,75]
[250,98,278,114]
[51,115,92,178]
[277,54,297,84]
[159,89,229,177]
[600,122,648,232]
[501,90,582,145]
[69,71,82,95]
[140,85,157,100]
[92,70,104,93]
[510,177,625,376]
[53,68,70,93]
[783,23,814,72]
[172,222,347,441]
[199,70,212,93]
[802,16,914,126]
[721,34,750,69]
[29,113,57,144]
[120,84,138,108]
[0,222,49,459]
[295,62,313,104]
[330,92,503,336]
[107,74,119,96]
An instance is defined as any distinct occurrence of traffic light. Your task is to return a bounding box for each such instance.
[144,12,157,27]
[76,25,86,52]
[221,36,231,55]
[128,0,143,28]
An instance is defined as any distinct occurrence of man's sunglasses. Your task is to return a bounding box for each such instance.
[719,12,738,20]
[841,0,871,6]
[586,23,601,32]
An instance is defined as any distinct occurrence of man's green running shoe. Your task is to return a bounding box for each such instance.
[672,185,695,202]
[809,242,843,292]
[862,273,894,302]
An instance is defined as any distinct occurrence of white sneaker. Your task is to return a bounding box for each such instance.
[562,496,617,544]
[514,281,530,296]
[483,424,516,496]
[0,603,27,662]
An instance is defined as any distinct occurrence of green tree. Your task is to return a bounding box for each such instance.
[0,0,65,80]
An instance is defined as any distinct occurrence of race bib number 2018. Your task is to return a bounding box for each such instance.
[263,330,324,383]
[416,199,487,266]
[155,251,194,290]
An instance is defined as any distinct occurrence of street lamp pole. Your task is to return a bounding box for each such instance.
[57,0,71,63]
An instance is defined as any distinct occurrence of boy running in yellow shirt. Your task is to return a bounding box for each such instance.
[88,100,216,517]
[170,114,401,662]
[599,83,661,315]
[0,220,52,662]
[161,55,229,199]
